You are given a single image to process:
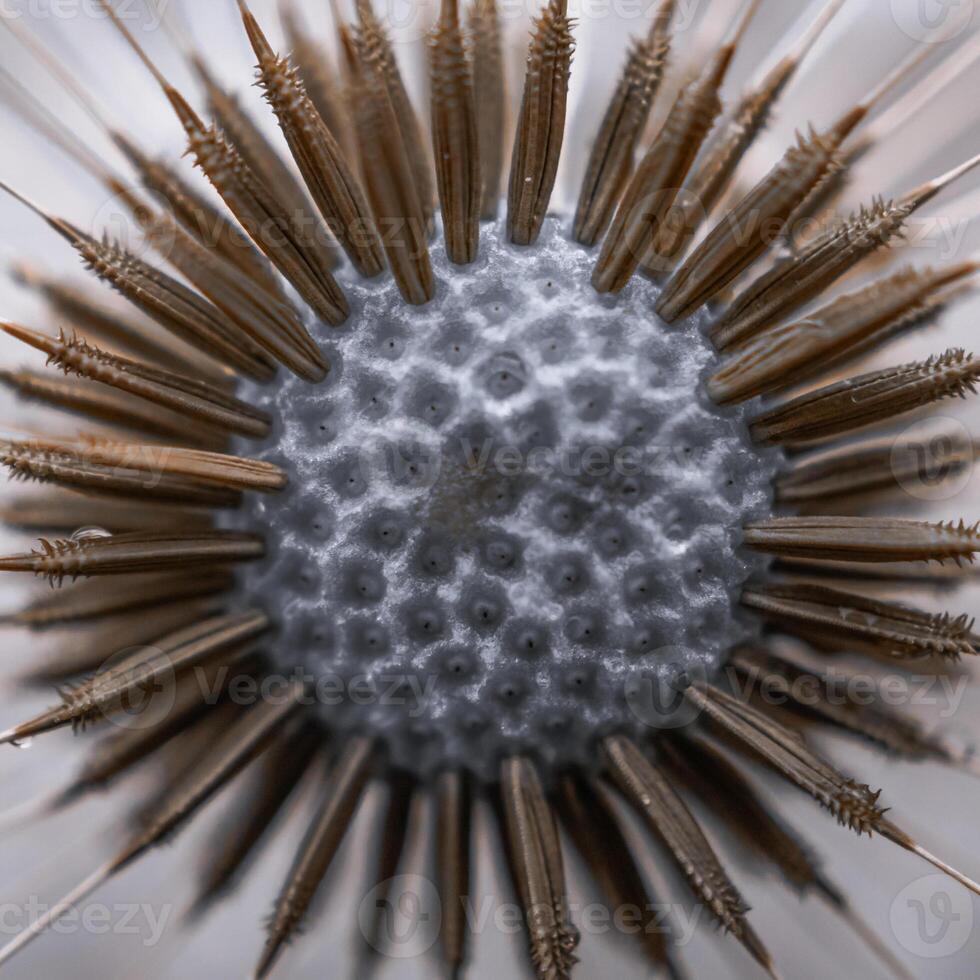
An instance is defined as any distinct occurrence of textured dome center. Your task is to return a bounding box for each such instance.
[237,217,777,780]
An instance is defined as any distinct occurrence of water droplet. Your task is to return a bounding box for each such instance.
[71,526,112,543]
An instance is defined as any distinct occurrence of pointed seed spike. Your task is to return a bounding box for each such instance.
[348,18,434,304]
[500,755,579,980]
[255,738,374,979]
[469,0,507,221]
[192,727,322,910]
[573,0,672,246]
[436,770,473,978]
[555,772,679,971]
[430,0,481,264]
[591,0,762,291]
[2,324,272,438]
[709,260,978,402]
[507,0,575,246]
[749,348,980,446]
[0,531,265,585]
[682,685,888,836]
[743,516,980,565]
[235,0,384,277]
[739,585,979,661]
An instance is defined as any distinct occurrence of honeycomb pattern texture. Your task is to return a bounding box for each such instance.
[235,217,779,781]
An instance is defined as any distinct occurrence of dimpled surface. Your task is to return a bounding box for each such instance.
[236,217,778,782]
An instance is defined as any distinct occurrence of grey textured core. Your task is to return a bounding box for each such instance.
[236,217,778,782]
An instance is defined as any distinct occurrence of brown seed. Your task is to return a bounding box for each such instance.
[468,0,507,220]
[660,732,918,980]
[555,772,680,971]
[0,12,288,306]
[435,770,472,977]
[507,0,575,246]
[255,738,374,979]
[743,516,980,564]
[0,530,265,584]
[775,430,975,507]
[101,1,349,326]
[348,20,435,304]
[192,726,322,911]
[355,0,435,226]
[572,0,674,246]
[237,0,385,279]
[713,197,914,350]
[708,260,979,404]
[714,151,980,350]
[656,43,936,320]
[430,0,481,264]
[0,610,269,745]
[740,583,978,660]
[684,684,886,834]
[9,263,229,382]
[0,493,214,535]
[1,323,271,439]
[0,368,224,448]
[592,0,762,292]
[4,570,234,629]
[749,348,980,446]
[0,689,303,970]
[602,734,775,974]
[644,0,845,270]
[0,441,242,509]
[499,755,579,980]
[279,0,358,162]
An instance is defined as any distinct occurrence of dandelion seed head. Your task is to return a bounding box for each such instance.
[238,215,778,778]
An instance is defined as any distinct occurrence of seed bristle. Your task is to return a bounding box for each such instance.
[708,260,978,404]
[507,0,575,246]
[591,0,762,292]
[0,530,265,585]
[744,516,980,565]
[469,0,507,220]
[1,322,271,439]
[573,1,673,246]
[237,0,386,279]
[436,769,472,977]
[602,734,774,972]
[643,0,846,271]
[430,0,481,264]
[500,755,579,980]
[255,737,374,979]
[749,348,980,446]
